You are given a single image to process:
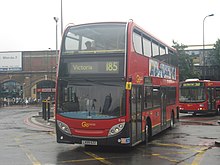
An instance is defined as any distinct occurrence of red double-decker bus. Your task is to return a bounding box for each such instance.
[55,21,179,147]
[179,79,220,116]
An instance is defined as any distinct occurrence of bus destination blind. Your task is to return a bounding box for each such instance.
[68,61,119,74]
[182,82,203,87]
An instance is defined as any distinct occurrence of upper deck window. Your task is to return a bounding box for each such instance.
[133,32,142,54]
[62,23,126,54]
[152,41,159,56]
[143,37,151,57]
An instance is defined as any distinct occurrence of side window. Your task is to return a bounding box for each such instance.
[143,37,151,57]
[160,46,166,55]
[152,42,159,56]
[144,86,160,109]
[167,87,176,105]
[133,32,142,54]
[144,86,153,109]
[152,87,160,107]
[216,87,220,99]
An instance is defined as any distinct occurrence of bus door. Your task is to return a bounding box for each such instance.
[160,87,167,128]
[207,87,215,110]
[130,85,143,145]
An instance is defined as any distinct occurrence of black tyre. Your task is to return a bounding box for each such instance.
[216,107,220,116]
[145,120,152,145]
[170,112,175,128]
[145,124,149,144]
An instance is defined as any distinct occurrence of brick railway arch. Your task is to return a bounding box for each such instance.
[0,80,23,105]
[0,76,56,104]
[31,78,56,101]
[0,50,57,102]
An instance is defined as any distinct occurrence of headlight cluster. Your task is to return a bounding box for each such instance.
[108,122,125,136]
[199,104,204,107]
[57,120,71,134]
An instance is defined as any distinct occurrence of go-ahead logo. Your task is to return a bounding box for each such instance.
[81,121,96,128]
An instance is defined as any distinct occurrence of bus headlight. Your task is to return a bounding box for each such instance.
[57,120,71,134]
[199,104,204,107]
[108,122,125,136]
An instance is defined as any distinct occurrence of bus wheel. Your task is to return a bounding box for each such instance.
[145,125,149,144]
[176,107,180,119]
[217,107,220,116]
[145,120,152,145]
[170,112,175,128]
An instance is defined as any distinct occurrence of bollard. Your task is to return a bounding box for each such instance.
[42,100,47,120]
[47,101,50,121]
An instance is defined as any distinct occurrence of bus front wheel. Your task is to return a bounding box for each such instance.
[216,107,220,116]
[170,112,175,128]
[145,120,152,145]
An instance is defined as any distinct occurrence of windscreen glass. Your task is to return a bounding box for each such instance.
[179,87,206,103]
[62,23,126,54]
[57,80,125,119]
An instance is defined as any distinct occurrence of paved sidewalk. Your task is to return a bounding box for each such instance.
[0,105,56,131]
[30,115,55,129]
[29,105,56,130]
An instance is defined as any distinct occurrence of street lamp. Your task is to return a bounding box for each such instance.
[53,17,59,63]
[61,0,63,35]
[202,14,214,79]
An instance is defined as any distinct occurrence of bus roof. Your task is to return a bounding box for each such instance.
[129,21,176,52]
[64,20,176,53]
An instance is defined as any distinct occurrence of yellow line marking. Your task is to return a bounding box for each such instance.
[191,147,209,165]
[152,153,179,163]
[151,142,210,165]
[151,142,200,152]
[84,151,113,165]
[49,131,56,137]
[59,157,104,163]
[59,151,114,164]
[15,137,41,165]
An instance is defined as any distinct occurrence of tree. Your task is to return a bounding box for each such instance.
[213,39,220,65]
[172,41,199,81]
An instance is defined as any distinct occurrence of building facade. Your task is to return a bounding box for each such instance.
[184,45,220,81]
[0,50,57,104]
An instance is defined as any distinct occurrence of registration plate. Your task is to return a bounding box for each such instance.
[82,140,97,145]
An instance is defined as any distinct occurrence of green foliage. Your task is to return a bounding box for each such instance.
[172,40,199,81]
[213,39,220,65]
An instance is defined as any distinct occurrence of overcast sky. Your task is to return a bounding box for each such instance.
[0,0,219,51]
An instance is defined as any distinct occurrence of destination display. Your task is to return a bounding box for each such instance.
[68,61,120,74]
[182,82,203,87]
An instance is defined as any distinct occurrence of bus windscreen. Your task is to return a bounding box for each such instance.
[62,23,126,54]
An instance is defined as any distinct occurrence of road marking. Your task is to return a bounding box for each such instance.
[23,114,54,132]
[49,131,56,137]
[191,147,209,165]
[151,142,200,152]
[84,151,113,165]
[151,142,211,165]
[15,137,41,165]
[58,152,115,164]
[152,153,179,163]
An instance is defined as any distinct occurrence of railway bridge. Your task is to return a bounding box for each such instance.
[0,50,57,104]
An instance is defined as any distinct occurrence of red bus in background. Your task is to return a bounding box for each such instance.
[179,79,220,116]
[55,20,179,147]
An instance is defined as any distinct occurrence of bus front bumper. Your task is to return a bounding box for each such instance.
[180,110,216,114]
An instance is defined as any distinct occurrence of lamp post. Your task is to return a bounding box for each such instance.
[53,17,59,63]
[61,0,63,35]
[202,14,214,79]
